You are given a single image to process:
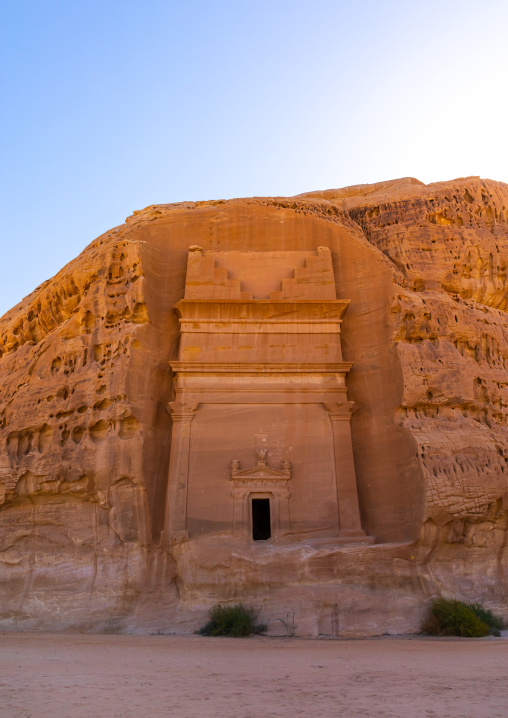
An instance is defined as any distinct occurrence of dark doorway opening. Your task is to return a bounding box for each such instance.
[252,498,271,541]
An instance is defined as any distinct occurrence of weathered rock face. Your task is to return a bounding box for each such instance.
[0,176,507,635]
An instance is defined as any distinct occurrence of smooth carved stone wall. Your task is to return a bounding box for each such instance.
[0,176,507,634]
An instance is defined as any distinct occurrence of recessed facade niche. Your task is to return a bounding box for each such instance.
[163,246,370,546]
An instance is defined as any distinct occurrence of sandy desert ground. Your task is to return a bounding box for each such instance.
[0,632,507,718]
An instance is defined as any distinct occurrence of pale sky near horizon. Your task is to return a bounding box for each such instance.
[1,0,508,317]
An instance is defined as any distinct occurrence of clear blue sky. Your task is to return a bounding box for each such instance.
[1,0,507,317]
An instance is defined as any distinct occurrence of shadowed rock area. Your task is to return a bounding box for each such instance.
[0,176,507,635]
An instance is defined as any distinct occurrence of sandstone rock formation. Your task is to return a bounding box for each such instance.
[0,176,507,635]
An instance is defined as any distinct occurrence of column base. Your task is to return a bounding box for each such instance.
[337,528,374,544]
[160,529,189,547]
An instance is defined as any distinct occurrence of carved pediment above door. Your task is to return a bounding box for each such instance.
[230,453,291,482]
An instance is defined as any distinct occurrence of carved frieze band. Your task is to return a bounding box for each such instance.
[232,486,290,499]
[171,362,353,374]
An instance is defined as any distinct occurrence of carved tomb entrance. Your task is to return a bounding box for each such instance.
[163,246,369,546]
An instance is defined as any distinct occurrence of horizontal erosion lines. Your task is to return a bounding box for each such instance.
[399,402,507,425]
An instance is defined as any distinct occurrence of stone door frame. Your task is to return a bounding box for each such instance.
[231,482,291,541]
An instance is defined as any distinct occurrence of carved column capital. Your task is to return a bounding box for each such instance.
[323,401,357,420]
[167,401,199,421]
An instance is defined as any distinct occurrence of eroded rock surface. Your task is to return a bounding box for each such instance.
[0,176,507,634]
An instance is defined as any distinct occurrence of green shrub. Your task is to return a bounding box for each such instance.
[197,603,263,637]
[422,599,490,637]
[468,603,504,636]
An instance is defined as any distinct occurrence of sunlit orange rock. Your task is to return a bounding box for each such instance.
[0,176,507,635]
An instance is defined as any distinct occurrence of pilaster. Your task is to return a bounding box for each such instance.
[324,401,367,539]
[163,401,198,544]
